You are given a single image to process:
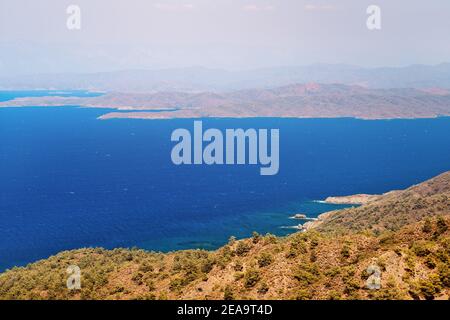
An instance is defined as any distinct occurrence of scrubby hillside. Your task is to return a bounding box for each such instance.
[1,172,449,300]
[315,172,450,234]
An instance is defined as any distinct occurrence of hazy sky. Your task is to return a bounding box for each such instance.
[0,0,449,75]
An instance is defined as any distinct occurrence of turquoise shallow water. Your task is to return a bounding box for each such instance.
[1,91,450,271]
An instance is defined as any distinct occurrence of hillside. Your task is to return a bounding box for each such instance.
[1,83,450,120]
[313,171,450,234]
[0,172,449,300]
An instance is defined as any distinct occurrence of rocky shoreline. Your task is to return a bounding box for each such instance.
[323,194,380,205]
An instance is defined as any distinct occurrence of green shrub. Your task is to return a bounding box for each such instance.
[411,241,432,257]
[293,262,320,286]
[435,216,448,237]
[327,290,342,300]
[234,272,244,281]
[200,258,215,274]
[343,279,360,297]
[138,263,154,273]
[418,275,442,300]
[252,232,261,244]
[235,241,252,256]
[424,256,436,269]
[257,253,274,268]
[325,267,341,278]
[378,231,396,245]
[340,244,351,259]
[233,261,243,272]
[169,278,186,291]
[145,278,155,291]
[369,277,404,300]
[243,269,260,288]
[263,233,278,245]
[422,218,433,233]
[257,282,269,294]
[309,237,319,249]
[223,285,235,300]
[294,289,311,300]
[131,272,144,285]
[437,263,450,287]
[285,248,297,259]
[310,250,317,263]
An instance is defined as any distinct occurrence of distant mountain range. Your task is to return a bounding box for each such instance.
[2,83,449,120]
[1,63,450,92]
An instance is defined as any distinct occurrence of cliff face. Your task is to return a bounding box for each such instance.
[1,172,449,300]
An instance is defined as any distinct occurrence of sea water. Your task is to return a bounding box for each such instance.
[1,91,449,271]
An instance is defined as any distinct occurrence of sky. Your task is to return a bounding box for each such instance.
[0,0,449,75]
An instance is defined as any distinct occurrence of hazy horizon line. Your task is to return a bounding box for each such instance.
[3,62,450,78]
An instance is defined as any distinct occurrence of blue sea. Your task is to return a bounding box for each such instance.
[1,91,450,271]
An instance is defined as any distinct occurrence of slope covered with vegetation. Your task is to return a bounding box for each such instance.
[315,171,450,234]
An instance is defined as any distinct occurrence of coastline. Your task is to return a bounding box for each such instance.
[1,104,449,121]
[2,171,448,300]
[1,84,450,120]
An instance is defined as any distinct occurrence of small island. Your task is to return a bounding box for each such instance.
[291,213,306,219]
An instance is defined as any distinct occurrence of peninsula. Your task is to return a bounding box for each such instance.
[323,194,381,205]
